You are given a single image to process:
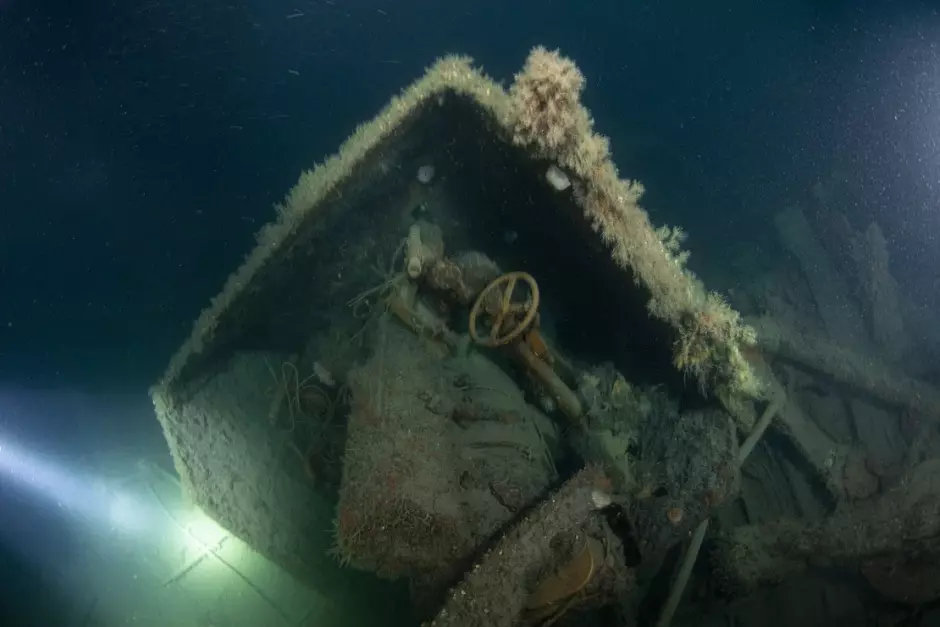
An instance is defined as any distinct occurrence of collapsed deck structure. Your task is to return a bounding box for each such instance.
[149,47,940,627]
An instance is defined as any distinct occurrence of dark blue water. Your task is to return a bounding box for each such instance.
[3,0,939,389]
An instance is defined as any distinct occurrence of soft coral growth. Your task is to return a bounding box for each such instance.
[508,46,586,157]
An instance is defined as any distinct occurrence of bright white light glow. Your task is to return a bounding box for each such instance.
[0,434,101,516]
[182,509,229,551]
[0,432,185,539]
[108,489,149,533]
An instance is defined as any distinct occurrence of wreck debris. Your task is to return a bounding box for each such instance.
[655,519,710,627]
[654,395,786,627]
[773,205,869,348]
[514,340,583,424]
[148,44,771,626]
[425,468,623,627]
[425,253,501,306]
[711,459,940,598]
[467,271,583,423]
[336,321,559,592]
[507,46,762,410]
[767,369,849,499]
[630,406,740,563]
[852,221,909,362]
[737,393,786,466]
[522,535,605,624]
[405,220,444,279]
[751,315,940,419]
[468,271,541,348]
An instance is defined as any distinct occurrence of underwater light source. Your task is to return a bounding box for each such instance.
[0,433,164,535]
[0,432,213,540]
[0,427,246,591]
[0,433,89,514]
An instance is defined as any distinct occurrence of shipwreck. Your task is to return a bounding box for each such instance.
[150,47,940,627]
